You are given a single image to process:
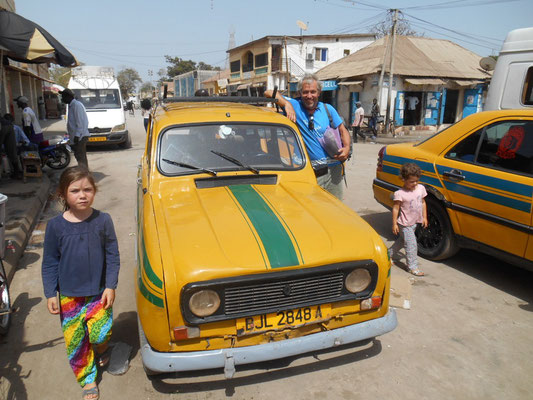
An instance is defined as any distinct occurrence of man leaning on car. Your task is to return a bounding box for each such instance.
[265,74,351,200]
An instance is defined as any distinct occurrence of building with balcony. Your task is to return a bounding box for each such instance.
[226,34,376,96]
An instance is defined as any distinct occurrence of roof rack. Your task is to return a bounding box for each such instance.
[162,96,276,104]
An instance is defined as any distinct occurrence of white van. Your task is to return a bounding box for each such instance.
[484,27,533,111]
[68,66,131,148]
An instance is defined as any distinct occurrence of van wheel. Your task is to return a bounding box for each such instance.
[120,133,132,149]
[416,197,459,260]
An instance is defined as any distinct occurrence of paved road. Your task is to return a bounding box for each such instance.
[2,112,533,400]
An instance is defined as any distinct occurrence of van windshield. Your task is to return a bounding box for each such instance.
[72,89,121,110]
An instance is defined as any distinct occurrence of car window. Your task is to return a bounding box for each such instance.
[158,123,304,175]
[446,120,533,175]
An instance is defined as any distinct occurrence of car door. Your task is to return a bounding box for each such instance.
[435,118,533,259]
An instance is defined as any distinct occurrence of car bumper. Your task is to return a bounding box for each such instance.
[140,307,398,378]
[87,130,129,145]
[373,178,398,210]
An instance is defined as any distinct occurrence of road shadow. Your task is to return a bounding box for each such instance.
[149,338,381,396]
[438,249,533,307]
[112,311,140,360]
[361,211,395,241]
[0,292,61,400]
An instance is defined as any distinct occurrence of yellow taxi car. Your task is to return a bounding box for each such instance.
[136,97,397,377]
[373,109,533,268]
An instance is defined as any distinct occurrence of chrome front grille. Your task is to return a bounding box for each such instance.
[224,273,344,316]
[181,261,378,325]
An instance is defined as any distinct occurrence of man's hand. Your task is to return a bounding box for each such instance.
[284,101,296,123]
[100,288,115,310]
[47,297,60,314]
[334,146,350,162]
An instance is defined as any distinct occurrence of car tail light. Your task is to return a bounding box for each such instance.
[377,146,386,172]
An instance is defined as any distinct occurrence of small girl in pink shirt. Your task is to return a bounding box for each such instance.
[389,163,428,276]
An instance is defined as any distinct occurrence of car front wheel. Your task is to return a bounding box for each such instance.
[416,196,459,260]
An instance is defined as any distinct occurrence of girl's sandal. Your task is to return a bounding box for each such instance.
[96,347,111,368]
[409,268,425,276]
[82,386,99,400]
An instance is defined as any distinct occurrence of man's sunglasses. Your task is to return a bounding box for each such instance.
[308,115,314,130]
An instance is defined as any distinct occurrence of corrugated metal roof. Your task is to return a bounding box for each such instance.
[405,78,446,85]
[316,36,491,81]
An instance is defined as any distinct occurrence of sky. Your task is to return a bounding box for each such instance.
[15,0,533,84]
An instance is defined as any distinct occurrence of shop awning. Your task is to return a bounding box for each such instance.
[236,83,250,90]
[405,78,445,85]
[0,9,77,66]
[252,82,265,88]
[453,80,483,86]
[338,80,363,86]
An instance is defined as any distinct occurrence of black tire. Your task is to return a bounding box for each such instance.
[119,133,132,149]
[416,196,459,260]
[45,147,71,169]
[0,259,11,336]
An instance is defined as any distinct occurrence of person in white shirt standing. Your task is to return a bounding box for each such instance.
[351,102,366,143]
[60,88,90,169]
[15,96,44,144]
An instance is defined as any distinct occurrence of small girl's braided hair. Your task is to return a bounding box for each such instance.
[56,166,97,210]
[400,162,422,180]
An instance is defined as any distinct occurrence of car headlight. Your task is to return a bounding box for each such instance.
[189,290,221,317]
[345,268,371,293]
[111,123,126,132]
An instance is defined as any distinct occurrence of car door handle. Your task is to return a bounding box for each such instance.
[443,169,465,181]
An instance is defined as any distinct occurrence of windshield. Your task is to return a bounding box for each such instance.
[72,89,121,110]
[159,123,305,175]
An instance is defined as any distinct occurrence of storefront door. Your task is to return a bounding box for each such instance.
[424,91,441,125]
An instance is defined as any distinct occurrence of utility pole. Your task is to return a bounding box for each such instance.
[376,35,390,109]
[385,9,398,135]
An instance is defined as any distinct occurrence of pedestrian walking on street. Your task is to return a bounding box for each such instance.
[60,88,90,169]
[15,95,44,144]
[368,98,380,141]
[389,163,427,276]
[265,74,351,200]
[352,101,366,143]
[42,166,121,400]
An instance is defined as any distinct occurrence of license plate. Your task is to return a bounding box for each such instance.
[89,136,107,142]
[236,304,331,336]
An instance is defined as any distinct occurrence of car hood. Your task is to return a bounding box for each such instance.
[152,178,381,284]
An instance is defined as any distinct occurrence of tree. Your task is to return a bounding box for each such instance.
[117,68,142,97]
[164,56,220,79]
[140,81,155,96]
[370,12,421,38]
[49,64,83,88]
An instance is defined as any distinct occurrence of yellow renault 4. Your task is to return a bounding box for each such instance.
[136,97,397,377]
[373,110,533,269]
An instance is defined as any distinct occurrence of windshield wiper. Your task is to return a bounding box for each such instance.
[162,158,217,176]
[210,150,259,174]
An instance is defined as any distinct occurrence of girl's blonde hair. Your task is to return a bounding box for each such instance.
[56,166,97,210]
[400,162,421,180]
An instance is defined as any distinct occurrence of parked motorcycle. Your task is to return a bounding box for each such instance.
[39,136,72,169]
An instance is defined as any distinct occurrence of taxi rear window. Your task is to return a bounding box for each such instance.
[158,123,305,175]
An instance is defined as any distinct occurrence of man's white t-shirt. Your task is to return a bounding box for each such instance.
[353,107,365,127]
[22,107,42,134]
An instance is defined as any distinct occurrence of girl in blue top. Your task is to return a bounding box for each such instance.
[42,166,120,400]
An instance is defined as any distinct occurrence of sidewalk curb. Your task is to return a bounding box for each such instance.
[2,175,51,281]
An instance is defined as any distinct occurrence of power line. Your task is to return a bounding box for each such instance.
[403,12,503,47]
[403,0,522,10]
[327,11,387,34]
[67,45,226,59]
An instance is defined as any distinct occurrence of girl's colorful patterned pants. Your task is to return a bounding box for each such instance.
[59,293,113,387]
[389,223,419,271]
